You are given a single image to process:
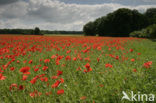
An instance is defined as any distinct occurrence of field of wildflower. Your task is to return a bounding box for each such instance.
[0,35,155,103]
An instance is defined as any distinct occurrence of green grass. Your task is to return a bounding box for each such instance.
[0,35,155,103]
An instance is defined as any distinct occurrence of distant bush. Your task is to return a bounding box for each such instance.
[130,24,156,38]
[147,24,156,38]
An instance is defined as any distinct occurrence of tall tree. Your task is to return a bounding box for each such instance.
[83,21,96,36]
[34,27,41,35]
[145,8,156,25]
[84,8,151,37]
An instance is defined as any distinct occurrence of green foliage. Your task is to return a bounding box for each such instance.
[145,8,156,25]
[41,30,82,34]
[129,29,146,38]
[0,29,83,34]
[130,24,156,38]
[0,29,34,34]
[83,8,155,37]
[83,21,96,36]
[34,27,41,35]
[0,29,83,35]
[0,35,156,102]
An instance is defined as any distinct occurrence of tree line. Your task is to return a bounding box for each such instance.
[0,27,41,35]
[0,27,83,35]
[83,8,156,37]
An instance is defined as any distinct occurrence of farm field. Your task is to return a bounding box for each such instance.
[0,35,156,103]
[44,34,83,36]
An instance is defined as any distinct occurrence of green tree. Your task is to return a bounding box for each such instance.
[145,8,156,25]
[96,8,134,36]
[96,16,109,36]
[83,21,96,36]
[131,10,148,30]
[86,8,149,37]
[34,27,41,35]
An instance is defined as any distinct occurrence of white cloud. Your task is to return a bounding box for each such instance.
[143,0,156,3]
[0,0,156,30]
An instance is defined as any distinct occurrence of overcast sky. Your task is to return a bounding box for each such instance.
[0,0,156,31]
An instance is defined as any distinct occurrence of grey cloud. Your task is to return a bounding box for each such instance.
[0,0,19,5]
[0,0,156,31]
[27,0,86,24]
[59,0,156,5]
[0,1,28,19]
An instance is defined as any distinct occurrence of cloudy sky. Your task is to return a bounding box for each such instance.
[0,0,156,31]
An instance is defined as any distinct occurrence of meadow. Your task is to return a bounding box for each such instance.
[0,35,155,103]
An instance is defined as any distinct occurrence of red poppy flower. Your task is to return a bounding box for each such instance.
[99,84,104,87]
[39,59,43,62]
[133,69,137,72]
[84,68,92,73]
[115,56,119,60]
[0,68,4,73]
[30,78,37,84]
[66,50,71,54]
[73,57,77,61]
[10,67,15,71]
[84,63,92,72]
[51,55,56,59]
[0,73,6,80]
[40,77,48,82]
[23,60,27,63]
[131,59,135,62]
[44,59,50,63]
[129,49,133,52]
[29,60,33,64]
[97,46,101,50]
[34,68,39,72]
[29,91,42,98]
[29,92,36,98]
[85,63,90,69]
[80,96,87,100]
[0,56,3,59]
[22,75,28,81]
[45,92,52,96]
[39,74,45,77]
[3,64,8,69]
[61,64,66,67]
[38,64,42,67]
[137,53,141,55]
[57,70,63,76]
[76,67,82,71]
[105,63,113,68]
[19,66,30,74]
[51,80,61,88]
[19,85,24,90]
[56,60,60,65]
[84,57,90,62]
[65,56,71,60]
[9,83,18,91]
[42,66,48,71]
[143,61,152,68]
[51,76,58,79]
[57,89,64,95]
[17,60,20,63]
[60,78,64,83]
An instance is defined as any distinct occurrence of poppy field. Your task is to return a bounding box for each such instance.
[0,35,155,103]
